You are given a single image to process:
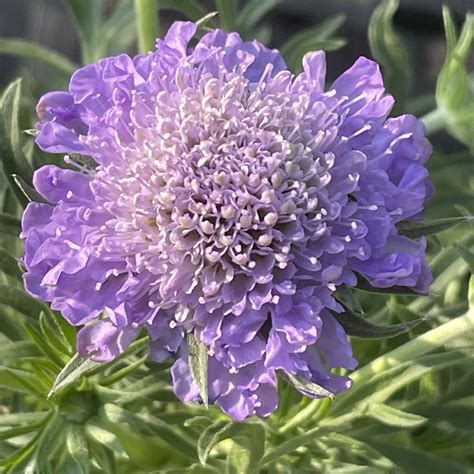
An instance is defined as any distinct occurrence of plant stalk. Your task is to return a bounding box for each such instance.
[135,0,159,53]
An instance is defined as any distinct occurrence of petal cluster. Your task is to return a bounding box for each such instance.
[22,22,433,420]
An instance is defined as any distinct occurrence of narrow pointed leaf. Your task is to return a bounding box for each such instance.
[453,244,474,274]
[0,38,77,75]
[0,341,40,359]
[284,372,333,398]
[368,0,411,109]
[333,308,423,339]
[397,216,473,238]
[48,353,100,399]
[366,402,427,428]
[12,174,51,204]
[187,332,209,408]
[65,423,90,474]
[0,284,50,319]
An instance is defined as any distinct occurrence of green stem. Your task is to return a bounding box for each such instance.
[134,0,159,53]
[293,310,474,428]
[421,108,448,135]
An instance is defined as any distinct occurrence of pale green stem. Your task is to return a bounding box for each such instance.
[421,108,448,135]
[280,309,474,433]
[135,0,158,53]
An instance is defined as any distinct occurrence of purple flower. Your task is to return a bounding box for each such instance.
[21,21,433,420]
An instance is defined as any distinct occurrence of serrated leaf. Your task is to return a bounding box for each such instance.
[366,402,427,428]
[12,174,51,204]
[280,14,346,73]
[397,216,473,238]
[48,353,100,399]
[333,308,423,339]
[187,332,209,408]
[0,38,77,75]
[368,0,411,110]
[65,423,90,474]
[284,372,333,398]
[0,212,21,237]
[197,421,265,469]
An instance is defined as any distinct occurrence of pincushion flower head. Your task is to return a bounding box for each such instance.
[21,21,433,420]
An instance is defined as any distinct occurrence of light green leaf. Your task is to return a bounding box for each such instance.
[333,308,423,339]
[368,0,411,110]
[284,372,333,398]
[65,423,90,474]
[0,421,44,441]
[197,421,265,469]
[0,38,77,75]
[35,414,65,472]
[0,341,40,359]
[280,15,346,73]
[0,367,47,396]
[23,321,67,368]
[0,412,48,426]
[187,332,209,408]
[366,402,427,428]
[101,403,198,460]
[397,216,473,238]
[453,244,474,274]
[48,353,100,399]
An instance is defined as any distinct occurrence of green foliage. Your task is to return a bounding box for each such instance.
[368,0,411,112]
[0,1,473,473]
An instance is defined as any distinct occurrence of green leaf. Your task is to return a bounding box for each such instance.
[197,421,265,469]
[397,216,473,238]
[453,244,474,274]
[66,0,103,64]
[0,421,44,441]
[159,0,207,21]
[101,403,198,460]
[369,441,468,474]
[23,321,67,368]
[0,284,51,320]
[39,311,74,356]
[283,372,333,398]
[236,0,280,37]
[0,248,22,280]
[443,5,458,57]
[65,423,90,474]
[12,174,51,204]
[0,341,41,359]
[368,0,411,110]
[0,212,21,237]
[0,367,47,396]
[0,79,33,206]
[0,38,77,75]
[187,332,209,408]
[35,414,65,472]
[215,0,237,31]
[333,308,423,339]
[48,353,100,399]
[366,402,427,428]
[99,354,147,386]
[280,15,346,73]
[0,412,48,426]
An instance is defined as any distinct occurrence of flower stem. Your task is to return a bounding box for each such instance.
[281,309,474,432]
[134,0,159,53]
[421,108,448,135]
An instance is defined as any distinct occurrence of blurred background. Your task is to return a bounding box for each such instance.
[0,0,472,92]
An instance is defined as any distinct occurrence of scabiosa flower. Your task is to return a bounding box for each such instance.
[21,21,433,420]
